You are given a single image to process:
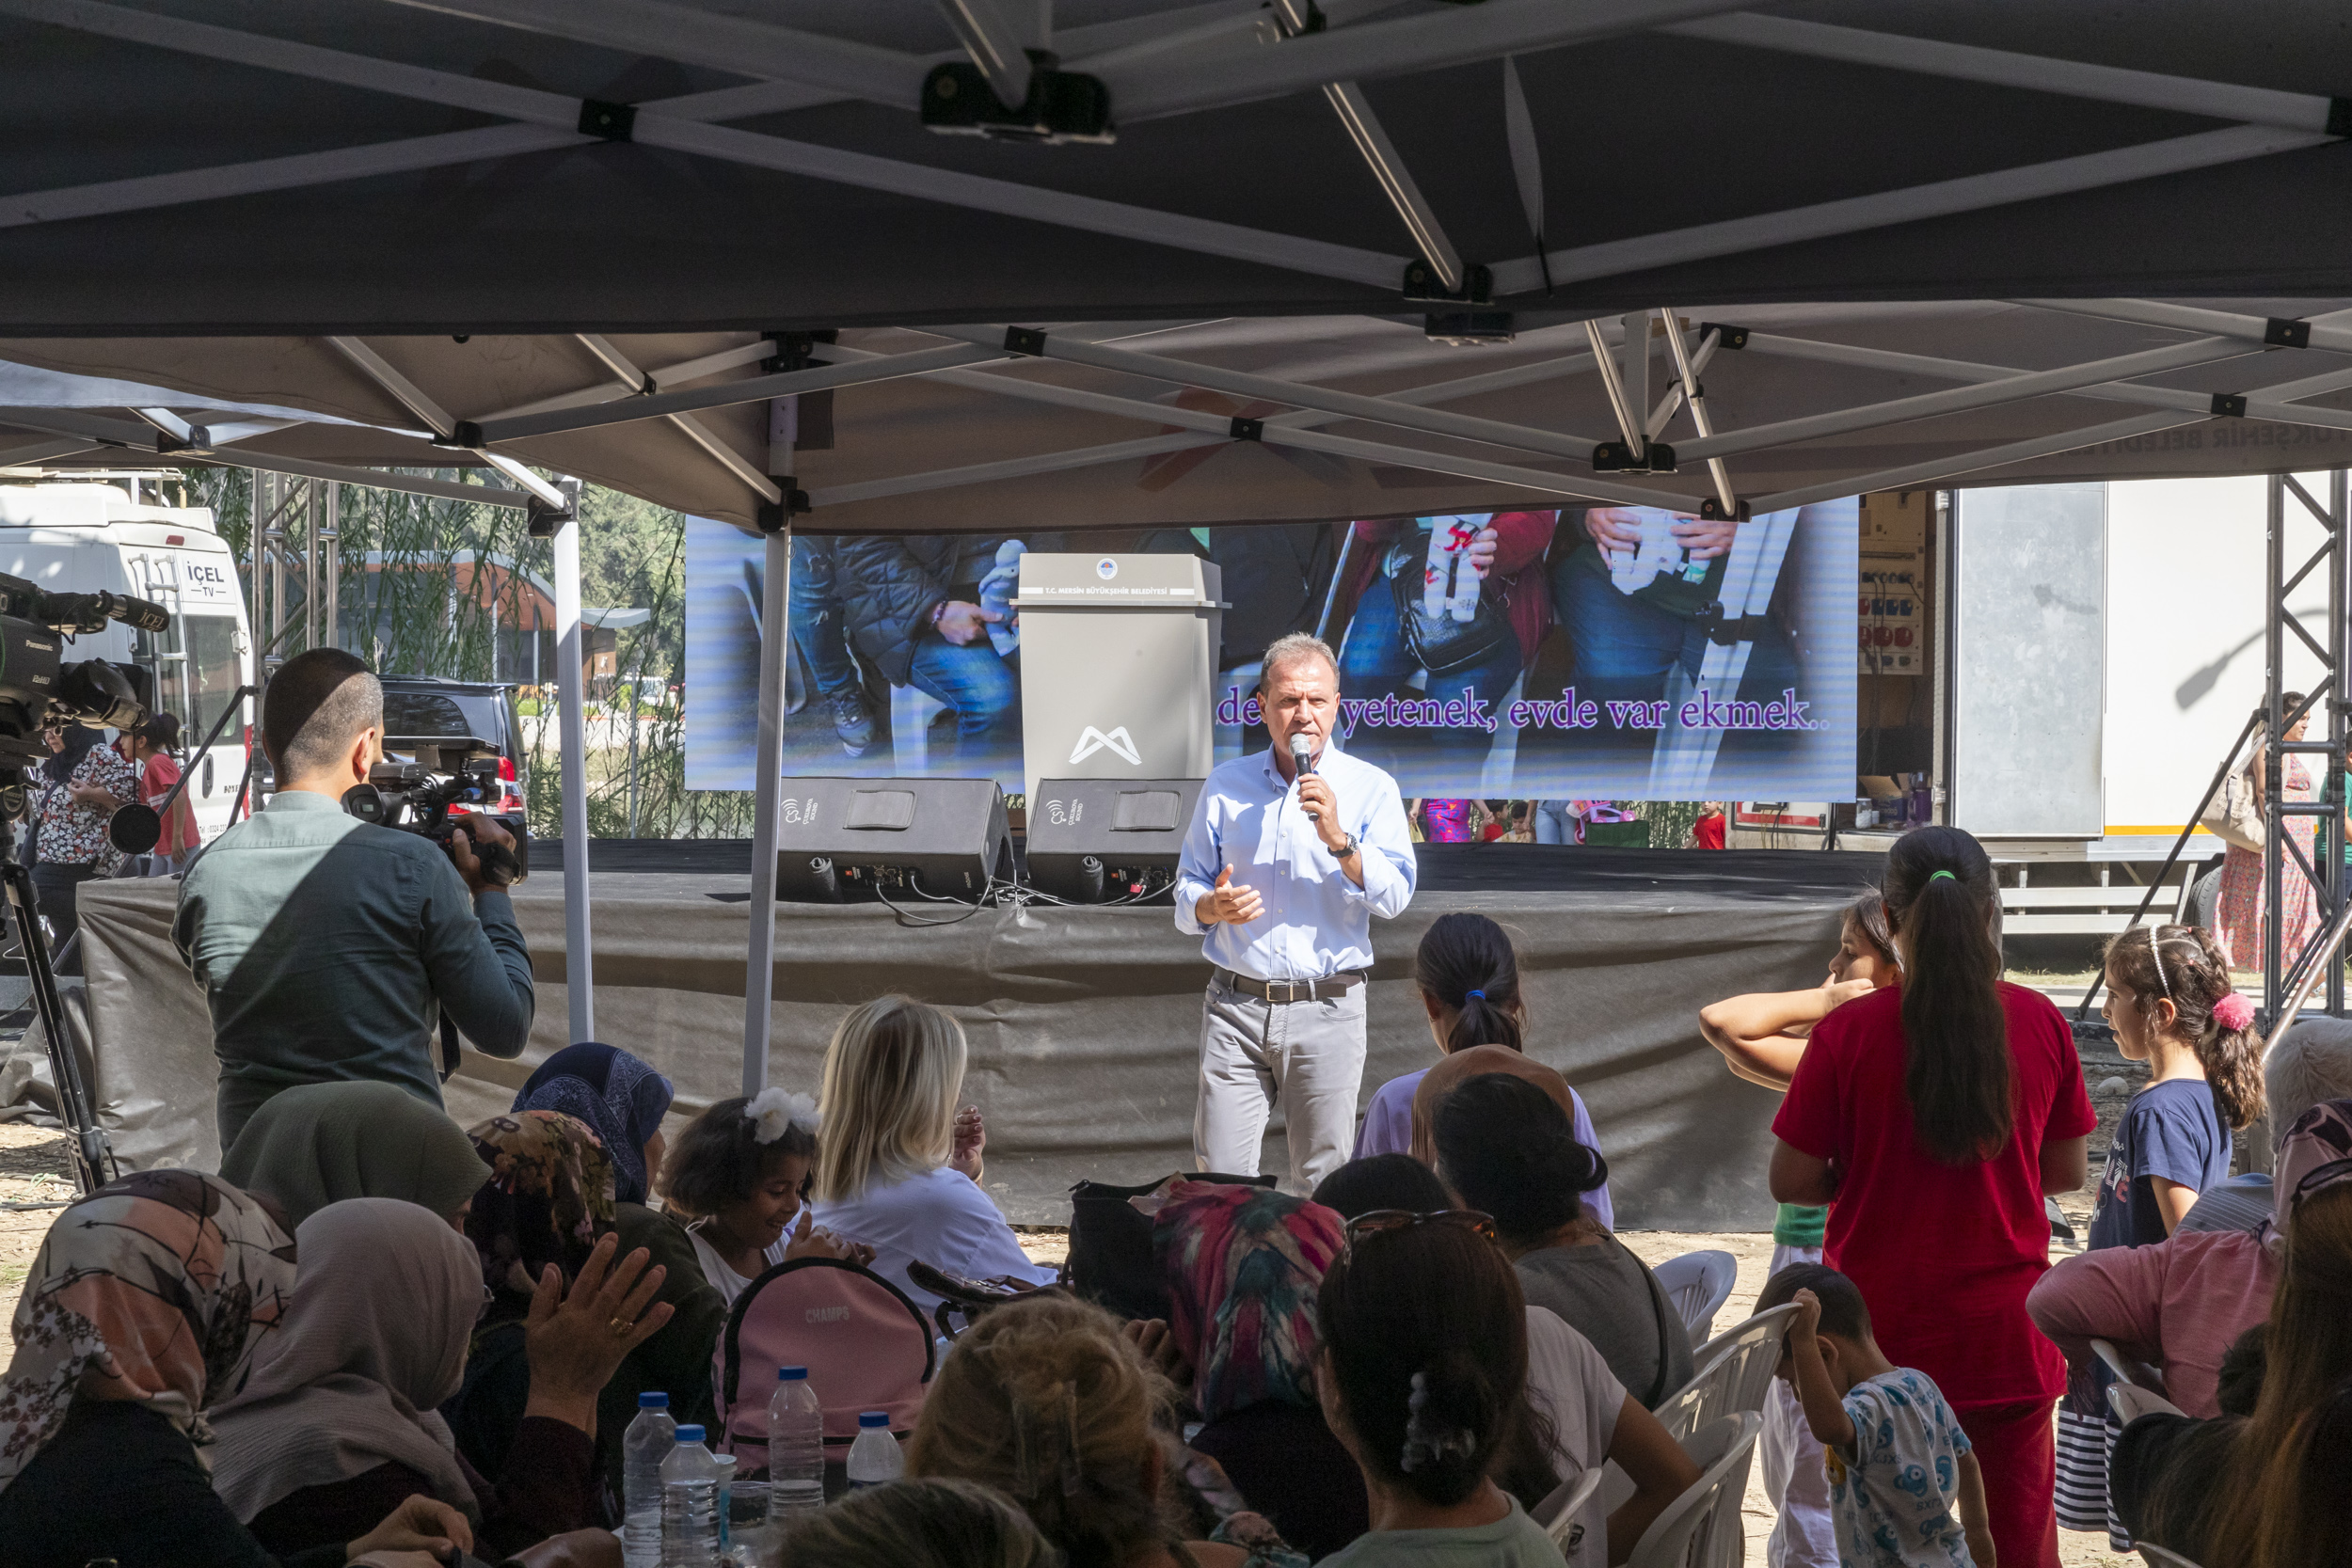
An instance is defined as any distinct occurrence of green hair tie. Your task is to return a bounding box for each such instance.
[1928,870,1958,882]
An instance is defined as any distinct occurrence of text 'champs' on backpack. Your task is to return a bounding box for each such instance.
[712,1256,936,1473]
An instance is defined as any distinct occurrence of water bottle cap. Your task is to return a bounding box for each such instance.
[858,1412,890,1429]
[778,1366,808,1381]
[674,1424,706,1443]
[638,1391,670,1407]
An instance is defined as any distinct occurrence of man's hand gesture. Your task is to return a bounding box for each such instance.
[1196,864,1264,927]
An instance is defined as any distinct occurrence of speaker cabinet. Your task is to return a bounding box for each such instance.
[1025,777,1204,904]
[773,778,1011,903]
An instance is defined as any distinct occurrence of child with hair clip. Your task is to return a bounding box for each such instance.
[1763,1263,1994,1568]
[2058,923,2266,1545]
[662,1088,873,1306]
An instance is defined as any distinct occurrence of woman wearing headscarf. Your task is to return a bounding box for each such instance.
[441,1110,674,1505]
[1153,1180,1364,1560]
[221,1079,492,1230]
[511,1044,729,1496]
[212,1196,662,1559]
[0,1170,471,1568]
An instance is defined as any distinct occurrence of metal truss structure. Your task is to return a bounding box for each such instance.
[249,471,341,684]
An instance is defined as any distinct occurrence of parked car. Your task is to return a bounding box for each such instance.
[379,675,527,816]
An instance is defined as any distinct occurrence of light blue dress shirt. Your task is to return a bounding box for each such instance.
[1174,743,1416,981]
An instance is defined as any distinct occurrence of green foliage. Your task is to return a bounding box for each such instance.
[1647,801,1704,849]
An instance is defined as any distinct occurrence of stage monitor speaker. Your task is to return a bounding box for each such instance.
[1025,777,1203,904]
[773,778,1010,904]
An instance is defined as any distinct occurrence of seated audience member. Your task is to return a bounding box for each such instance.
[1352,912,1614,1227]
[443,1111,672,1493]
[221,1078,491,1229]
[665,1088,873,1307]
[1695,891,1898,1568]
[513,1043,734,1493]
[0,1170,471,1568]
[1313,1215,1565,1567]
[212,1197,646,1559]
[809,995,1056,1312]
[907,1293,1263,1568]
[2181,1016,2352,1233]
[1434,1074,1693,1407]
[1152,1180,1367,1560]
[2110,1101,2352,1567]
[2026,1099,2351,1420]
[1310,1157,1696,1565]
[1761,1264,1995,1568]
[778,1477,1058,1568]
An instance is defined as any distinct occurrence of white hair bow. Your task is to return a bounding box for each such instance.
[744,1087,820,1146]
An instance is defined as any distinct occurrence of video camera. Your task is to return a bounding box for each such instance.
[342,752,530,887]
[0,571,167,815]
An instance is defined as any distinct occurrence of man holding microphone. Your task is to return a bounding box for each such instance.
[1175,632,1417,1191]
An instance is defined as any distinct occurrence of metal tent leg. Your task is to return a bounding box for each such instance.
[742,524,792,1097]
[554,503,595,1041]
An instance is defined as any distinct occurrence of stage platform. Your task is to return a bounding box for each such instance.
[45,846,1878,1230]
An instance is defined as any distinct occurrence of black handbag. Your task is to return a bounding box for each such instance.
[1385,538,1517,675]
[1066,1171,1274,1321]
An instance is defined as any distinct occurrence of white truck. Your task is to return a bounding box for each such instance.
[0,478,254,846]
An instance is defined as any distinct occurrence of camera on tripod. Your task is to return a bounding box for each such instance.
[342,752,530,887]
[0,571,167,815]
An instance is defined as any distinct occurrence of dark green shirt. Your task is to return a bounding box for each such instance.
[173,789,534,1147]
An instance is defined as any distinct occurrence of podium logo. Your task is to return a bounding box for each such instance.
[1069,725,1141,766]
[1095,557,1119,579]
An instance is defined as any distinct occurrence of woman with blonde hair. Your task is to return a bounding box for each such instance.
[778,1477,1059,1568]
[809,994,1055,1311]
[907,1293,1253,1568]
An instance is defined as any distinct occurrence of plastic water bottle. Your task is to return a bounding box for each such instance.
[660,1423,724,1567]
[845,1411,903,1490]
[768,1365,827,1521]
[979,539,1025,657]
[621,1390,675,1568]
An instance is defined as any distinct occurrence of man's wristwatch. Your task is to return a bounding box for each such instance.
[1330,832,1359,861]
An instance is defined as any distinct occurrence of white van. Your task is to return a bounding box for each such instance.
[0,480,253,847]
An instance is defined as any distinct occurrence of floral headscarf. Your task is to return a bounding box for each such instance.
[463,1111,616,1324]
[1153,1181,1343,1422]
[512,1043,674,1206]
[2266,1097,2352,1253]
[0,1170,295,1493]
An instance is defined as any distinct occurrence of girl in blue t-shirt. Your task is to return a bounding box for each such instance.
[2061,922,2266,1544]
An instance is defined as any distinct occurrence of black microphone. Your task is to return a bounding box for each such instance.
[1289,733,1319,820]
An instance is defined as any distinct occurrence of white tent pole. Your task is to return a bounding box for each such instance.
[1747,411,2206,514]
[572,334,783,503]
[1676,335,2253,464]
[741,522,791,1097]
[2010,298,2352,356]
[1659,311,1737,514]
[552,503,595,1042]
[935,0,1041,108]
[0,438,103,467]
[1664,14,2342,133]
[485,340,779,421]
[1486,125,2333,296]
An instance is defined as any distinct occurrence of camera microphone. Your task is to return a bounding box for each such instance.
[1289,734,1319,821]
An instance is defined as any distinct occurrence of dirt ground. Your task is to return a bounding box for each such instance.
[0,1068,2153,1568]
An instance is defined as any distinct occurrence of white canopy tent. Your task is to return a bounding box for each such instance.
[7,0,2352,1088]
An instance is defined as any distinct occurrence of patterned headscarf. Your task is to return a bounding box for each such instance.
[0,1170,295,1493]
[2266,1097,2352,1253]
[1153,1181,1343,1422]
[463,1111,616,1325]
[512,1043,675,1206]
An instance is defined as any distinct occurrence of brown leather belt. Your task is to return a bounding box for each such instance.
[1214,968,1365,1004]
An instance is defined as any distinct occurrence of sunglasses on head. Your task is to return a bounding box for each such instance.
[1342,1208,1496,1259]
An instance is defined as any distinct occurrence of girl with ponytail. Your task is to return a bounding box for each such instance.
[1771,825,2097,1568]
[1351,912,1615,1228]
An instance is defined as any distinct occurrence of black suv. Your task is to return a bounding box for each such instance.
[379,675,528,816]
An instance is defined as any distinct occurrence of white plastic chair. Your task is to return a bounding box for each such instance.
[1625,1411,1761,1568]
[2090,1337,2170,1396]
[2108,1384,2185,1424]
[1654,1304,1801,1446]
[1532,1464,1607,1553]
[2137,1545,2205,1568]
[1651,1249,1738,1341]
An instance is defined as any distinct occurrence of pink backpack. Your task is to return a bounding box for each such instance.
[711,1257,936,1474]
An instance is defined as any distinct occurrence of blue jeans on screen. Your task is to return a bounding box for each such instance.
[788,536,861,700]
[1554,556,1797,724]
[1338,574,1522,774]
[909,637,1019,744]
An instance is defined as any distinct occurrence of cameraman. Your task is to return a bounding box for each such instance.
[175,649,534,1148]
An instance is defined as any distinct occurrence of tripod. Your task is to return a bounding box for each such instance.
[0,816,112,1195]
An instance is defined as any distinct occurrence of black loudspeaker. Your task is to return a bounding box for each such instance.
[774,778,1011,903]
[1025,778,1204,904]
